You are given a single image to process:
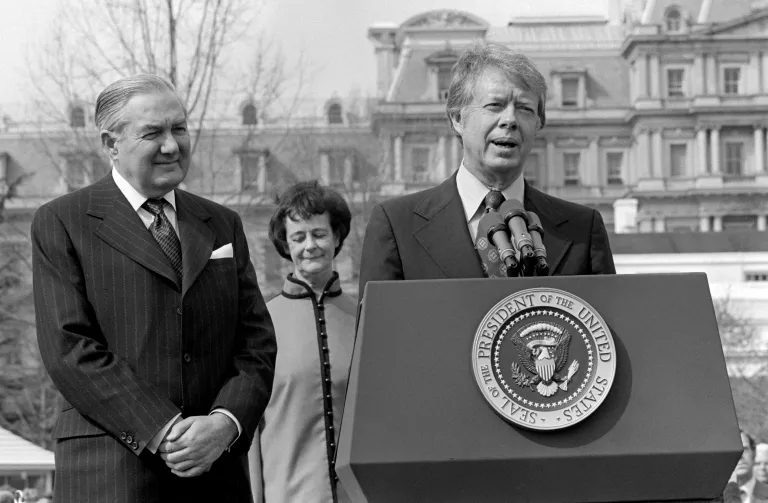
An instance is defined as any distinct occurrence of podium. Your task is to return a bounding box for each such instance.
[335,273,742,503]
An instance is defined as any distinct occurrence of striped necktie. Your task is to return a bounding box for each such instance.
[142,198,183,283]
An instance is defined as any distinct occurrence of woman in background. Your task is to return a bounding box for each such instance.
[249,181,355,503]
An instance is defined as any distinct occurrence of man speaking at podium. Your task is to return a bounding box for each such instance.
[359,43,615,293]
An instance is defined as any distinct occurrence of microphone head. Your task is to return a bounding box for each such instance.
[499,199,528,223]
[478,210,506,236]
[526,211,544,233]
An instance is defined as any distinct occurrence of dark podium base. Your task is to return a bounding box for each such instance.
[336,274,741,503]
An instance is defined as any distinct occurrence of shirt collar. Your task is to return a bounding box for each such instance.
[281,272,342,300]
[455,162,525,223]
[112,167,176,211]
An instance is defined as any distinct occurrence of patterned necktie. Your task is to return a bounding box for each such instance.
[475,190,507,279]
[143,198,183,283]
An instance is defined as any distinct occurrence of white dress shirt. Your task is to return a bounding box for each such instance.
[111,168,242,453]
[455,162,525,242]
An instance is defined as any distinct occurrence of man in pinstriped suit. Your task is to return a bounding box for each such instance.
[31,74,277,503]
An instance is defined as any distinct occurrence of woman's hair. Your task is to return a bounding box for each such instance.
[268,180,352,261]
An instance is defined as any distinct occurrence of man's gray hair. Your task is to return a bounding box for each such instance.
[95,74,185,134]
[446,43,548,139]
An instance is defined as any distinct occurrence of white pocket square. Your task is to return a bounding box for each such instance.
[210,243,233,260]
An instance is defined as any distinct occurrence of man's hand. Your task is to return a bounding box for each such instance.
[158,414,237,477]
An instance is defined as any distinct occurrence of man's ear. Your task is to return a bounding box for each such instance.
[449,110,463,138]
[101,131,119,161]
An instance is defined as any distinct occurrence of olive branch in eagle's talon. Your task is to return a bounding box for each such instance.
[510,361,532,387]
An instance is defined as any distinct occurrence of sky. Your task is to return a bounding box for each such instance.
[0,0,608,113]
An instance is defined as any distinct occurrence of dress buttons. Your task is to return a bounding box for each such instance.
[176,307,182,315]
[183,353,192,363]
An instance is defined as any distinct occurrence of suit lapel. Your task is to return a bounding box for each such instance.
[175,191,215,298]
[88,175,180,290]
[524,183,572,275]
[413,174,485,279]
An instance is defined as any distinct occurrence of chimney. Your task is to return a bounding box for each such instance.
[613,198,639,233]
[368,23,398,100]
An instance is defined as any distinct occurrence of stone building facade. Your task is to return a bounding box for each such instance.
[1,1,768,299]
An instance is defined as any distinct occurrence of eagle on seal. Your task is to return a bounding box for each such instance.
[509,323,579,397]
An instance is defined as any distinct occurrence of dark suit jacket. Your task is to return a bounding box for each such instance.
[359,174,615,294]
[31,174,277,503]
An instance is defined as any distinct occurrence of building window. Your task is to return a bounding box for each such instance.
[606,152,623,185]
[665,7,681,32]
[669,144,687,177]
[410,147,431,183]
[724,142,743,175]
[745,271,768,282]
[666,68,685,97]
[563,152,581,186]
[437,67,452,101]
[723,214,756,230]
[328,150,346,182]
[525,153,539,186]
[561,78,579,107]
[327,103,343,125]
[239,152,263,189]
[242,103,258,125]
[70,106,86,128]
[723,67,741,95]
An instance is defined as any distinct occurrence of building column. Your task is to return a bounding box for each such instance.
[693,54,704,96]
[588,136,600,186]
[652,129,663,178]
[427,67,439,101]
[636,54,648,98]
[451,135,461,170]
[649,54,660,98]
[758,214,767,231]
[436,135,447,180]
[257,153,268,192]
[696,127,709,175]
[343,153,354,187]
[320,152,330,185]
[654,217,666,232]
[710,127,721,174]
[762,52,768,94]
[394,135,403,182]
[705,54,717,95]
[636,128,651,179]
[546,138,558,186]
[755,126,765,174]
[712,215,723,232]
[700,216,711,232]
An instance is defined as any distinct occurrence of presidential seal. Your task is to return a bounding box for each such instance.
[471,288,616,430]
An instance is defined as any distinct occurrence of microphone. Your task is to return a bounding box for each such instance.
[499,199,535,274]
[478,211,520,276]
[526,211,549,276]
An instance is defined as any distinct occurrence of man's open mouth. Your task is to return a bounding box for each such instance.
[491,138,518,148]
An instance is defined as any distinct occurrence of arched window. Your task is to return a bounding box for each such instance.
[242,103,258,125]
[327,103,343,125]
[70,106,86,128]
[665,7,681,32]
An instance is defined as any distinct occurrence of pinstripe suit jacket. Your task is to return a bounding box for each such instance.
[31,174,277,503]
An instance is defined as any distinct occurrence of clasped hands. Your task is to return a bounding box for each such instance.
[158,414,237,478]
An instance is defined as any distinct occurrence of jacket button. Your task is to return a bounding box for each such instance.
[176,307,182,315]
[132,442,139,450]
[126,435,133,444]
[183,353,192,363]
[120,432,126,440]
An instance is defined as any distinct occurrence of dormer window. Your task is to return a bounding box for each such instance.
[242,103,258,125]
[327,103,343,125]
[553,68,587,109]
[665,7,682,32]
[425,47,459,102]
[70,106,86,128]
